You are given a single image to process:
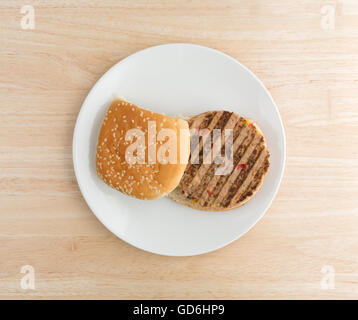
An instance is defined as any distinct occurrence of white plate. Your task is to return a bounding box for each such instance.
[73,44,286,256]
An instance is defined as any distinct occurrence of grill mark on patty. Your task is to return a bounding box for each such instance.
[203,130,256,207]
[237,158,269,203]
[223,142,264,207]
[180,111,231,195]
[232,120,245,141]
[189,111,214,129]
[191,110,230,164]
[180,112,216,188]
[189,116,245,200]
[212,133,261,207]
[185,112,239,196]
[198,124,252,206]
[227,149,268,206]
[231,141,264,192]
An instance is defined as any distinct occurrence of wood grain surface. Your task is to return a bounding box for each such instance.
[1,0,358,299]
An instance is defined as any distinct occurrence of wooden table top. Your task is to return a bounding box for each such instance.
[1,0,358,299]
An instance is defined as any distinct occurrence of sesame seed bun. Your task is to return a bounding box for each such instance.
[96,99,190,200]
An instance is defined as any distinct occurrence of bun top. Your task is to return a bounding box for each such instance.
[96,98,190,200]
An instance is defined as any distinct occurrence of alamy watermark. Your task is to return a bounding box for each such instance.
[117,125,235,176]
[20,5,35,30]
[320,5,335,31]
[320,265,335,290]
[20,265,35,290]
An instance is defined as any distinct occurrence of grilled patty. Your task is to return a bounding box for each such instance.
[169,110,270,211]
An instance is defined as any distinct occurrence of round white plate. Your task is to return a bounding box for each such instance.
[73,43,286,256]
